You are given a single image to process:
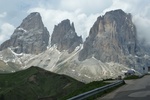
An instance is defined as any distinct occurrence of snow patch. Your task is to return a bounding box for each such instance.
[135,55,138,58]
[84,74,91,78]
[144,55,149,58]
[78,73,81,76]
[72,69,75,72]
[74,44,83,51]
[17,27,27,32]
[8,48,23,56]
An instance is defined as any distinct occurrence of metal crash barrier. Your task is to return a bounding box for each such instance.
[68,80,124,100]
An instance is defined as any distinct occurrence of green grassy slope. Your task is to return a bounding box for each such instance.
[0,66,84,100]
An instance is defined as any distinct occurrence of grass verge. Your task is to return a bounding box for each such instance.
[124,75,143,80]
[63,80,125,100]
[86,80,125,100]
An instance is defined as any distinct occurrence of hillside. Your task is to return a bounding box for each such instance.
[0,66,84,100]
[0,9,150,82]
[0,60,20,73]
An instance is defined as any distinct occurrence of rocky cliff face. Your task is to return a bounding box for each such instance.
[0,12,49,54]
[51,19,82,53]
[0,10,150,82]
[79,9,137,63]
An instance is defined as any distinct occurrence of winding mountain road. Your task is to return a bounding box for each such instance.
[97,75,150,100]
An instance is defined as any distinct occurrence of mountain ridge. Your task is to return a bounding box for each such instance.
[0,66,84,100]
[0,9,150,82]
[51,19,83,53]
[0,12,50,54]
[79,9,137,63]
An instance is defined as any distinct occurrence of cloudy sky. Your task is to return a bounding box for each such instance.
[0,0,150,44]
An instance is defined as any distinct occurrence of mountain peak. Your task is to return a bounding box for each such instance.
[57,19,75,32]
[30,12,40,15]
[0,12,50,54]
[61,19,70,23]
[79,9,136,63]
[51,19,82,52]
[106,9,125,14]
[18,12,44,31]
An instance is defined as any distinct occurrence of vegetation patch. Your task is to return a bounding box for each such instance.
[86,80,125,100]
[63,81,110,99]
[0,66,125,100]
[0,66,84,100]
[124,75,142,80]
[64,80,125,100]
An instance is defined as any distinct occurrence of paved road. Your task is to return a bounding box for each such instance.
[97,75,150,100]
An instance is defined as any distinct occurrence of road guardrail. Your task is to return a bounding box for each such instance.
[68,80,124,100]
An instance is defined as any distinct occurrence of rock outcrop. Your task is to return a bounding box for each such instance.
[79,9,137,63]
[0,9,150,82]
[51,19,82,53]
[0,12,50,54]
[78,9,150,73]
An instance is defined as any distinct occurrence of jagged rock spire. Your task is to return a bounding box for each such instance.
[0,12,50,54]
[79,9,137,63]
[51,19,82,53]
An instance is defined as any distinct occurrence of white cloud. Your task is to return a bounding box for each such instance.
[0,0,150,44]
[102,0,150,44]
[26,0,113,41]
[28,8,100,40]
[0,23,15,43]
[133,15,150,44]
[60,0,112,14]
[0,12,7,18]
[26,0,150,44]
